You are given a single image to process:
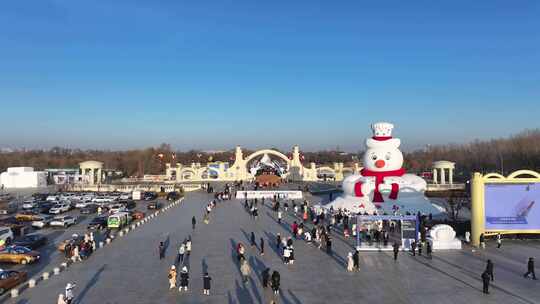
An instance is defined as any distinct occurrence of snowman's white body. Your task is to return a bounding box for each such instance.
[325,122,433,214]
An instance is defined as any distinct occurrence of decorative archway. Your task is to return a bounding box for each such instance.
[244,149,291,166]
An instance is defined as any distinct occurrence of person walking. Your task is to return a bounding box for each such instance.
[65,282,76,304]
[326,235,332,255]
[158,241,165,260]
[481,270,491,294]
[353,249,360,271]
[427,241,432,259]
[202,272,212,295]
[71,245,81,262]
[486,260,494,282]
[271,270,280,295]
[411,240,416,256]
[250,232,256,248]
[523,257,537,280]
[496,233,502,249]
[262,268,270,288]
[393,242,399,261]
[418,241,422,256]
[479,233,485,249]
[177,243,186,265]
[347,252,354,272]
[465,231,471,243]
[276,233,281,251]
[168,265,177,289]
[277,210,282,224]
[260,237,265,256]
[240,259,251,283]
[192,216,196,230]
[179,266,189,292]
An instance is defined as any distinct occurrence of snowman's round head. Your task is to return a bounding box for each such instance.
[363,137,403,172]
[363,122,404,172]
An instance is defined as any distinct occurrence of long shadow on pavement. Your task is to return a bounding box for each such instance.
[76,263,107,304]
[235,279,254,304]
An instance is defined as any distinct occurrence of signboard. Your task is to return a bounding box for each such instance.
[485,183,540,230]
[236,191,303,200]
[402,220,417,239]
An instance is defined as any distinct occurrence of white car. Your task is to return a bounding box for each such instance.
[0,227,14,244]
[119,193,132,200]
[75,201,92,209]
[49,203,71,214]
[21,201,38,210]
[49,216,76,227]
[46,195,58,202]
[108,204,127,214]
[31,215,53,229]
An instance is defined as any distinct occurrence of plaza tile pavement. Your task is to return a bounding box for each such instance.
[6,190,540,304]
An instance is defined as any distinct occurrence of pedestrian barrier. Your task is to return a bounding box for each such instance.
[61,262,68,268]
[42,272,50,280]
[106,238,111,244]
[53,267,60,275]
[10,288,18,298]
[119,231,124,237]
[28,279,36,288]
[99,241,104,248]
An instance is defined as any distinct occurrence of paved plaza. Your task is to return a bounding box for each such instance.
[6,190,540,304]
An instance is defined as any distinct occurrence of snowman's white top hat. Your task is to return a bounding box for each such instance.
[371,122,394,140]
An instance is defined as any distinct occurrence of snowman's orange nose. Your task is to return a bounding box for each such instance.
[375,160,386,168]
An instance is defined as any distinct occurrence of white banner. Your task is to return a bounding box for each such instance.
[236,190,303,200]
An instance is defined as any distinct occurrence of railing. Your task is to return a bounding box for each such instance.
[426,183,466,191]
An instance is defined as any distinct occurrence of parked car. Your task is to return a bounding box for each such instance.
[130,210,145,220]
[119,193,132,200]
[32,193,48,201]
[75,201,92,209]
[49,203,71,214]
[0,227,14,245]
[21,200,38,210]
[31,215,53,229]
[0,270,27,295]
[87,216,108,230]
[50,216,76,228]
[119,200,136,210]
[108,204,127,214]
[36,201,56,214]
[80,204,98,214]
[14,211,41,222]
[13,234,47,250]
[147,201,162,210]
[143,192,158,201]
[0,245,40,264]
[45,195,58,202]
[0,202,17,215]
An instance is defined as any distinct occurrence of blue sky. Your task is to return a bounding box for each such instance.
[0,1,538,152]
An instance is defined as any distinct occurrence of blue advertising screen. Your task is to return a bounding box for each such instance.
[485,183,540,230]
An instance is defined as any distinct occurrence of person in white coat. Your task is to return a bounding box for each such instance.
[65,282,76,304]
[347,252,354,272]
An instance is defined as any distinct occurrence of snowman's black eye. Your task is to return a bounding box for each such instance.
[371,155,377,160]
[385,153,391,160]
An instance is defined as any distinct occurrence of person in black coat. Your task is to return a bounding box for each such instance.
[276,233,281,251]
[262,268,270,288]
[250,232,256,248]
[202,272,211,295]
[260,237,265,256]
[523,257,537,280]
[426,242,432,259]
[271,271,280,295]
[353,250,359,271]
[481,270,491,294]
[192,216,196,230]
[326,236,332,254]
[486,260,494,281]
[393,242,399,261]
[158,241,165,260]
[410,240,416,256]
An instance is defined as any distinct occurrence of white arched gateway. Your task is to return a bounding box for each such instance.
[164,146,359,182]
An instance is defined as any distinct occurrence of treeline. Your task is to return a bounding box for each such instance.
[1,129,539,178]
[403,129,540,179]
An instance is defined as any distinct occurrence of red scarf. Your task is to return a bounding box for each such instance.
[360,168,406,202]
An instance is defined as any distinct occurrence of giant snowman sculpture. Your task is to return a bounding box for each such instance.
[326,122,443,215]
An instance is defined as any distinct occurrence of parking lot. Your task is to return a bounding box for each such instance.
[0,190,175,295]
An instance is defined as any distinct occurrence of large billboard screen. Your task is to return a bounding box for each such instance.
[485,183,540,230]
